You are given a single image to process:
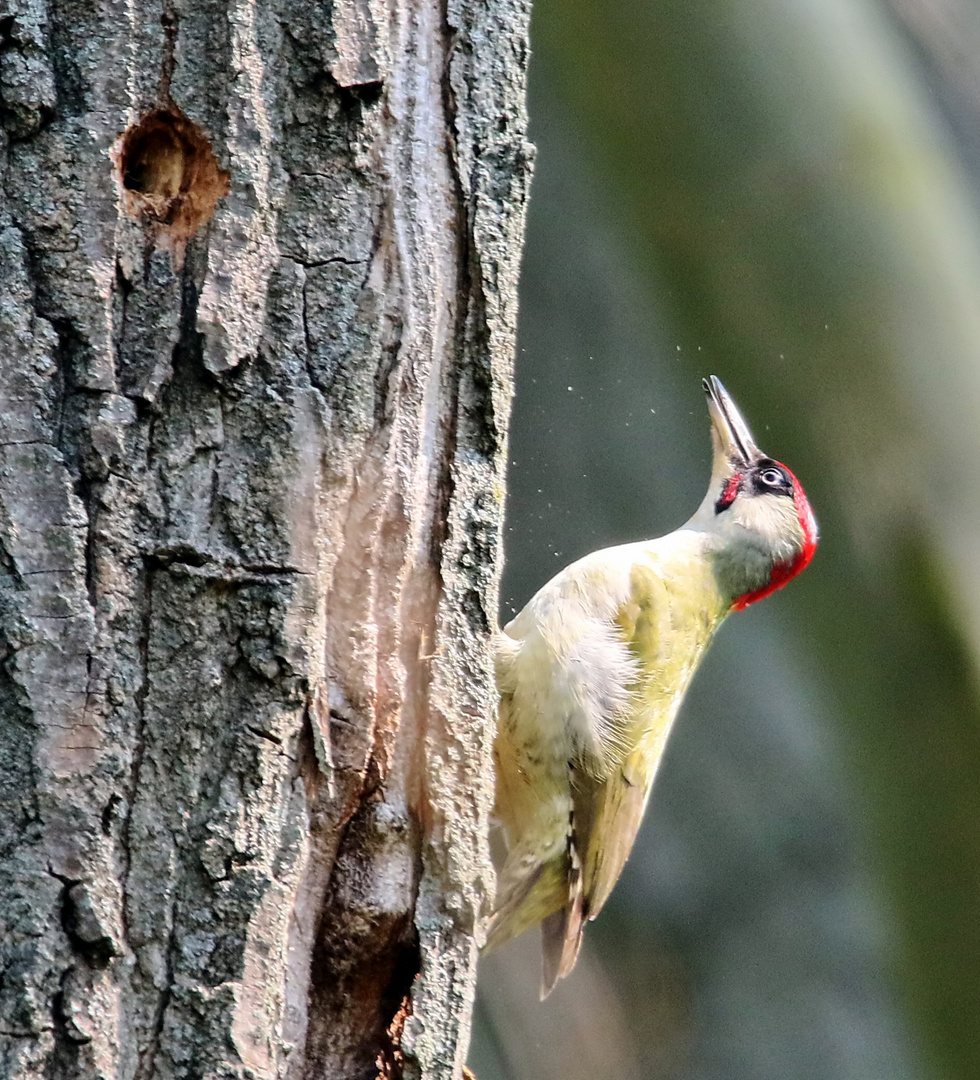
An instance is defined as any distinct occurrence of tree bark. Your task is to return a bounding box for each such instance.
[0,0,530,1077]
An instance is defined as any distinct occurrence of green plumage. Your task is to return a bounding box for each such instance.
[486,377,816,996]
[487,541,731,993]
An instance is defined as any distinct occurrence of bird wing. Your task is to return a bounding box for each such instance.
[575,556,730,925]
[574,562,669,918]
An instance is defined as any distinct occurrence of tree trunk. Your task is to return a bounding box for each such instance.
[0,0,530,1077]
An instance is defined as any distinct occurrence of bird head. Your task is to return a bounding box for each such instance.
[690,376,818,610]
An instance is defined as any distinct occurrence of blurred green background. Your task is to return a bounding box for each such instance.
[469,1,980,1078]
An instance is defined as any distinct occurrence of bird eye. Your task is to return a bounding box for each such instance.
[760,468,784,487]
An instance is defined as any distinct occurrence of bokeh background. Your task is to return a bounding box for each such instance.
[468,2,980,1078]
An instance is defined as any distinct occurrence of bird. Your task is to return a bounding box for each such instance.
[486,376,818,997]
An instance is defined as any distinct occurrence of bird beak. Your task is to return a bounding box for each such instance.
[703,376,761,468]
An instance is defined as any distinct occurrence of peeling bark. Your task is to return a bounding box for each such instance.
[0,0,531,1077]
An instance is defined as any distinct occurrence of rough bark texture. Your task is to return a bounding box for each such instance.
[0,0,531,1077]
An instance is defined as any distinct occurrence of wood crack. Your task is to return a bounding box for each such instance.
[134,901,178,1080]
[158,0,178,108]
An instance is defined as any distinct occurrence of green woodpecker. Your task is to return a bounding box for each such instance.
[488,376,817,996]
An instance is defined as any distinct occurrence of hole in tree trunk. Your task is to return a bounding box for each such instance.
[112,106,230,264]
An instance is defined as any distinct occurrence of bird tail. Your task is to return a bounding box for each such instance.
[539,832,586,998]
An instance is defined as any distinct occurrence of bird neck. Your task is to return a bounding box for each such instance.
[640,527,762,616]
[708,536,783,610]
[674,523,781,612]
